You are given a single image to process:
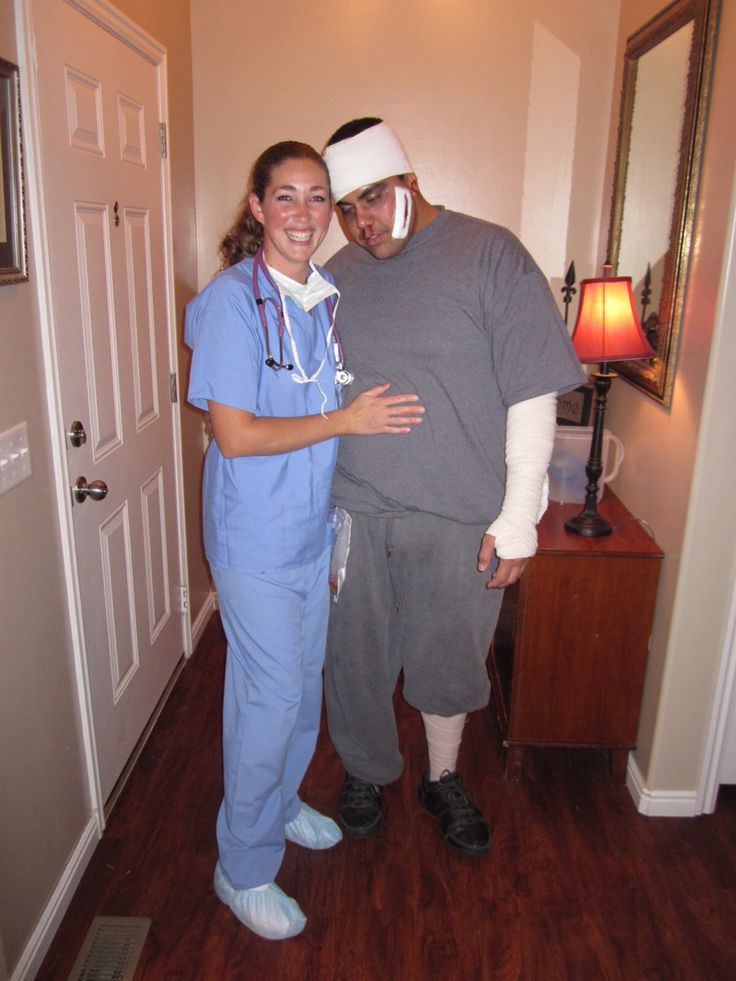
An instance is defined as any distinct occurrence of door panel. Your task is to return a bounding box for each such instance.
[32,0,183,801]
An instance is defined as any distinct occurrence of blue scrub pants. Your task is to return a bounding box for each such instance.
[212,546,330,889]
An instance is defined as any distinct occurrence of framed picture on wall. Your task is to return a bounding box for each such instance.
[0,57,28,285]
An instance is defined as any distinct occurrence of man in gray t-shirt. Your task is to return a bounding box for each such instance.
[322,119,584,856]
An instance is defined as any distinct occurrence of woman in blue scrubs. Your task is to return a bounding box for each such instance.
[185,142,423,940]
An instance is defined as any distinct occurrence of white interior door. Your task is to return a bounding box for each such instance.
[30,0,185,802]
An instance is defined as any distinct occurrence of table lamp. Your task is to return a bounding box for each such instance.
[565,269,656,537]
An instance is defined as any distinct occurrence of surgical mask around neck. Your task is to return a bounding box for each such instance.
[267,263,338,312]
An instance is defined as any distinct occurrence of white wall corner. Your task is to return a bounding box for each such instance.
[627,754,700,817]
[10,817,99,981]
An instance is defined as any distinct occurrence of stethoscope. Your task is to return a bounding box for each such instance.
[251,248,354,387]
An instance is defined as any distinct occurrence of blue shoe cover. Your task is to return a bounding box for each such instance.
[285,802,343,850]
[213,862,306,940]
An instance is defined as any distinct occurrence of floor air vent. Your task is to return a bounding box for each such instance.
[67,916,152,981]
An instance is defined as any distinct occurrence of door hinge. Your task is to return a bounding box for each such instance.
[159,122,168,159]
[176,585,189,613]
[169,372,178,403]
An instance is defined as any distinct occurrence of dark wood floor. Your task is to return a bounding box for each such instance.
[38,614,736,980]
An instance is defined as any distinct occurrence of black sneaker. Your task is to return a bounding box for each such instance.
[417,770,490,856]
[337,774,383,836]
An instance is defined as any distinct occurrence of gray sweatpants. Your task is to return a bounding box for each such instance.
[324,510,504,785]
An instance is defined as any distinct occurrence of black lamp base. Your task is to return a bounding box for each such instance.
[565,508,612,537]
[564,367,616,538]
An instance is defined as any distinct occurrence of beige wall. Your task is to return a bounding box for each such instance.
[190,0,620,290]
[0,0,204,975]
[0,2,88,971]
[605,0,736,791]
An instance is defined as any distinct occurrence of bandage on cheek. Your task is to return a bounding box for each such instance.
[391,186,412,239]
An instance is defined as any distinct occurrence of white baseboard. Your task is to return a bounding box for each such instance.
[11,816,100,981]
[627,755,701,817]
[190,590,217,650]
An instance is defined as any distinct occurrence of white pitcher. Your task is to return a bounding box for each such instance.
[548,426,624,504]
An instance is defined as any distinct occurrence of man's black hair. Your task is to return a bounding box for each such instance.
[325,117,383,148]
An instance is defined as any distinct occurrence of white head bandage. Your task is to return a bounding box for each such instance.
[323,122,413,203]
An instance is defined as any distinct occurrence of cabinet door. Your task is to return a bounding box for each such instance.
[508,553,660,746]
[488,581,521,735]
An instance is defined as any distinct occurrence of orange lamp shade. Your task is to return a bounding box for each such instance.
[570,276,656,364]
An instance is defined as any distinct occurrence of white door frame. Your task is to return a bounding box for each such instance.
[16,0,191,831]
[696,163,736,813]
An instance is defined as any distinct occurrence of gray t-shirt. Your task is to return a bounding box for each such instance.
[327,208,584,524]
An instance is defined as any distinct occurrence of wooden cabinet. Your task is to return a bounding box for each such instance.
[489,490,663,781]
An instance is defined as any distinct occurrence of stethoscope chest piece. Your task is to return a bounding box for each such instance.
[265,355,294,371]
[335,367,354,387]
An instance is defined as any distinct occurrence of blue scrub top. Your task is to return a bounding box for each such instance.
[185,257,340,574]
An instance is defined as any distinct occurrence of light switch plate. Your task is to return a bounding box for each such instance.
[0,422,32,495]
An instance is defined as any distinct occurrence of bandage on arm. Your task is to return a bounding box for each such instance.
[485,392,557,559]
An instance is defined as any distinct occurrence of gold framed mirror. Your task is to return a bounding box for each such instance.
[607,0,720,405]
[0,58,28,286]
